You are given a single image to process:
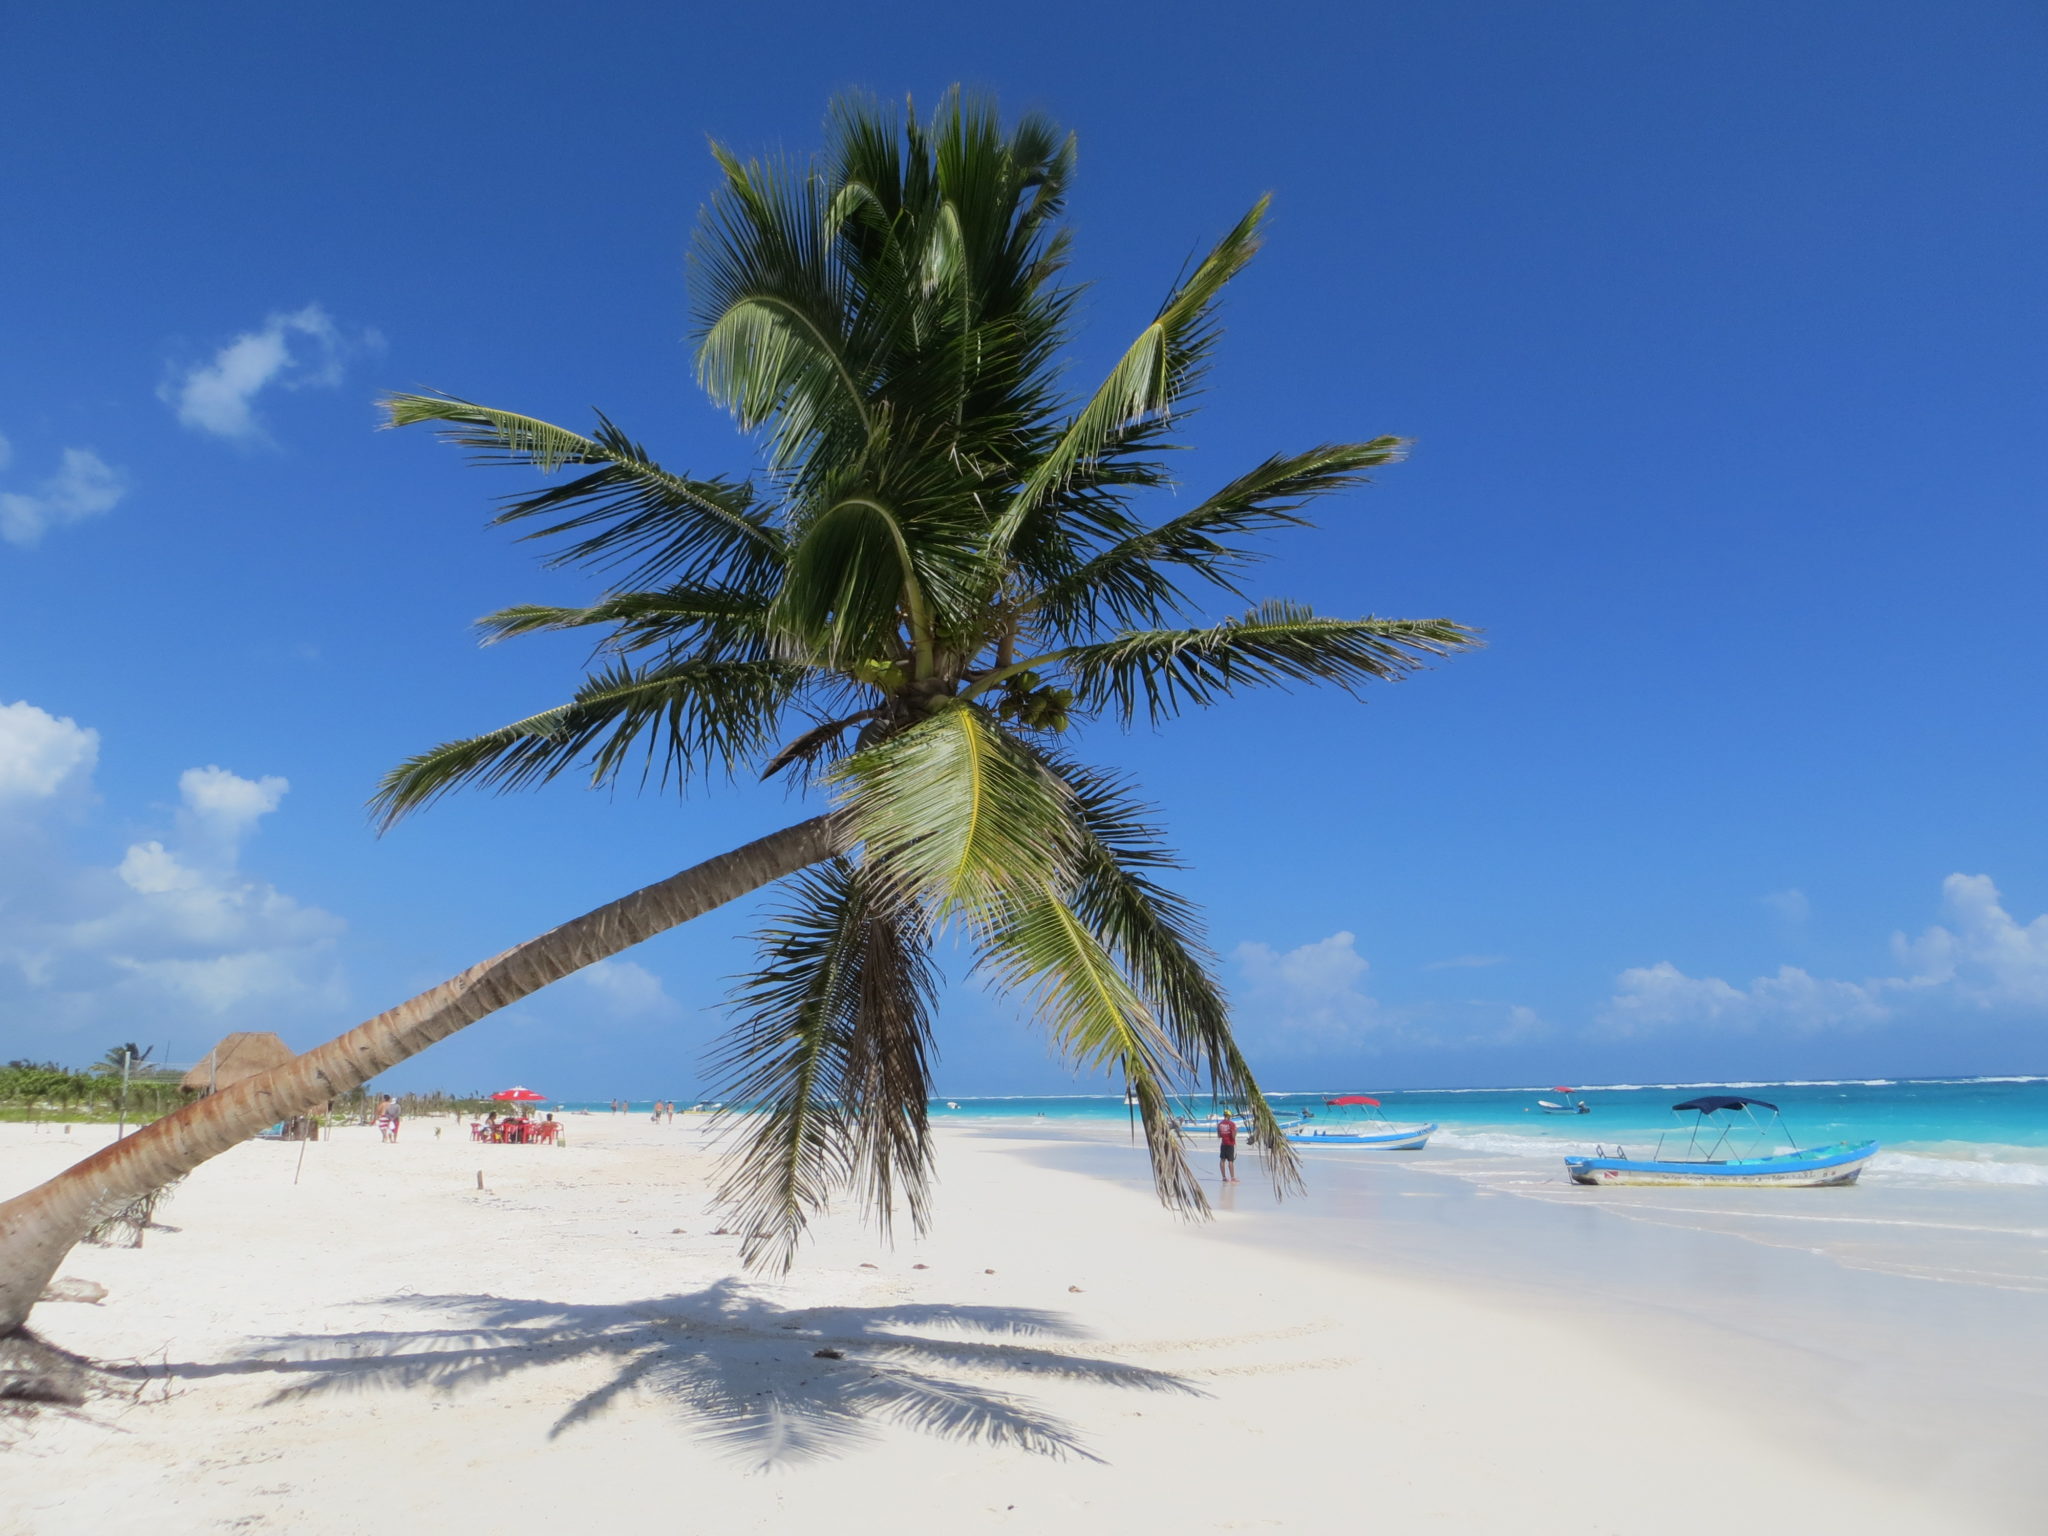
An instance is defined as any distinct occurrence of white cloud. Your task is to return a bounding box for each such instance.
[1891,874,2048,1011]
[1599,960,1888,1037]
[0,700,99,804]
[1424,953,1508,971]
[575,958,677,1018]
[1761,888,1810,925]
[0,444,126,547]
[177,764,288,847]
[160,303,378,443]
[1231,932,1546,1056]
[1598,874,2048,1036]
[0,710,343,1040]
[1232,931,1388,1051]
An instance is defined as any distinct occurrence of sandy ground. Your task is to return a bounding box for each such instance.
[0,1116,2006,1535]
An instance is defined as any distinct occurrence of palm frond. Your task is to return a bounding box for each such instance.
[973,882,1206,1216]
[1056,760,1302,1195]
[692,146,875,476]
[371,658,801,828]
[758,710,886,782]
[381,394,782,589]
[773,494,930,672]
[1034,440,1408,635]
[474,585,776,661]
[1058,603,1481,726]
[993,198,1269,553]
[710,859,937,1271]
[833,704,1077,917]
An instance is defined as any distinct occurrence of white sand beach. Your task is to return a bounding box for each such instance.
[1,1116,2030,1535]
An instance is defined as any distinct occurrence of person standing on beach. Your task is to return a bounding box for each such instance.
[1217,1114,1240,1183]
[375,1095,400,1143]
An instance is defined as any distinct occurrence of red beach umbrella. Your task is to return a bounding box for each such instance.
[491,1087,547,1103]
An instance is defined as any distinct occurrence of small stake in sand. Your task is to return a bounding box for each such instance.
[476,1169,485,1191]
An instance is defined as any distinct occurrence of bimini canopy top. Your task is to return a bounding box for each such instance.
[1326,1095,1381,1107]
[1672,1095,1779,1114]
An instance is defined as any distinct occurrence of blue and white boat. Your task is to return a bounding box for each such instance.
[1564,1095,1877,1187]
[1284,1095,1436,1151]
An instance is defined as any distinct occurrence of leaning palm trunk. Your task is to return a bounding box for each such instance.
[0,815,838,1335]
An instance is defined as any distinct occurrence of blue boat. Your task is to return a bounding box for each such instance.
[1564,1095,1877,1187]
[1283,1095,1436,1151]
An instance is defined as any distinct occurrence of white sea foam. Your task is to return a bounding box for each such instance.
[1430,1128,1612,1159]
[1916,1075,2048,1086]
[1391,1077,1919,1096]
[1871,1148,2048,1186]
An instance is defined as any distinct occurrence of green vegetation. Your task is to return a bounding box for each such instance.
[0,1058,499,1126]
[1,1058,183,1124]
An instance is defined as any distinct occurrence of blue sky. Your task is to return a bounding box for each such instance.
[2,1,2043,1098]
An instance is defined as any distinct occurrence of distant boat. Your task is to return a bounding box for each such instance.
[1536,1086,1591,1114]
[1565,1095,1877,1187]
[1284,1095,1435,1151]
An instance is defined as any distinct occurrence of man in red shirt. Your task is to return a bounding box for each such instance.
[1216,1114,1240,1183]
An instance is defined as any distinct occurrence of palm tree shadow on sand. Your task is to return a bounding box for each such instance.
[130,1278,1200,1468]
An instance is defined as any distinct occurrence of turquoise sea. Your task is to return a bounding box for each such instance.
[563,1074,2048,1182]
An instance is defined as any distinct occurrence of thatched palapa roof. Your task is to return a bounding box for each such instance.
[181,1032,295,1095]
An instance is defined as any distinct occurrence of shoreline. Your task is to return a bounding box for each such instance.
[4,1118,2037,1533]
[1018,1123,2048,1522]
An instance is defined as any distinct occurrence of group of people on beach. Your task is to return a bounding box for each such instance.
[650,1101,678,1123]
[473,1109,560,1143]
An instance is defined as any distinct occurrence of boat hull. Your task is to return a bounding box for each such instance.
[1564,1141,1878,1187]
[1284,1122,1436,1151]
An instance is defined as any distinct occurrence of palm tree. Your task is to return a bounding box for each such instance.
[0,91,1475,1336]
[90,1043,151,1077]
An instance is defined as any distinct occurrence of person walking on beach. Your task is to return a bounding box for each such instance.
[1216,1113,1240,1183]
[375,1095,400,1143]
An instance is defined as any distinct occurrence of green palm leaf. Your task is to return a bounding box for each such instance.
[381,394,781,589]
[475,585,776,661]
[372,657,801,828]
[711,859,937,1271]
[1057,761,1302,1194]
[834,704,1077,916]
[993,197,1269,554]
[1057,603,1481,726]
[1034,440,1408,634]
[974,882,1206,1216]
[692,146,876,477]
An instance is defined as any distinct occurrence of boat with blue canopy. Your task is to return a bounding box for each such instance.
[1284,1095,1436,1151]
[1564,1095,1877,1187]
